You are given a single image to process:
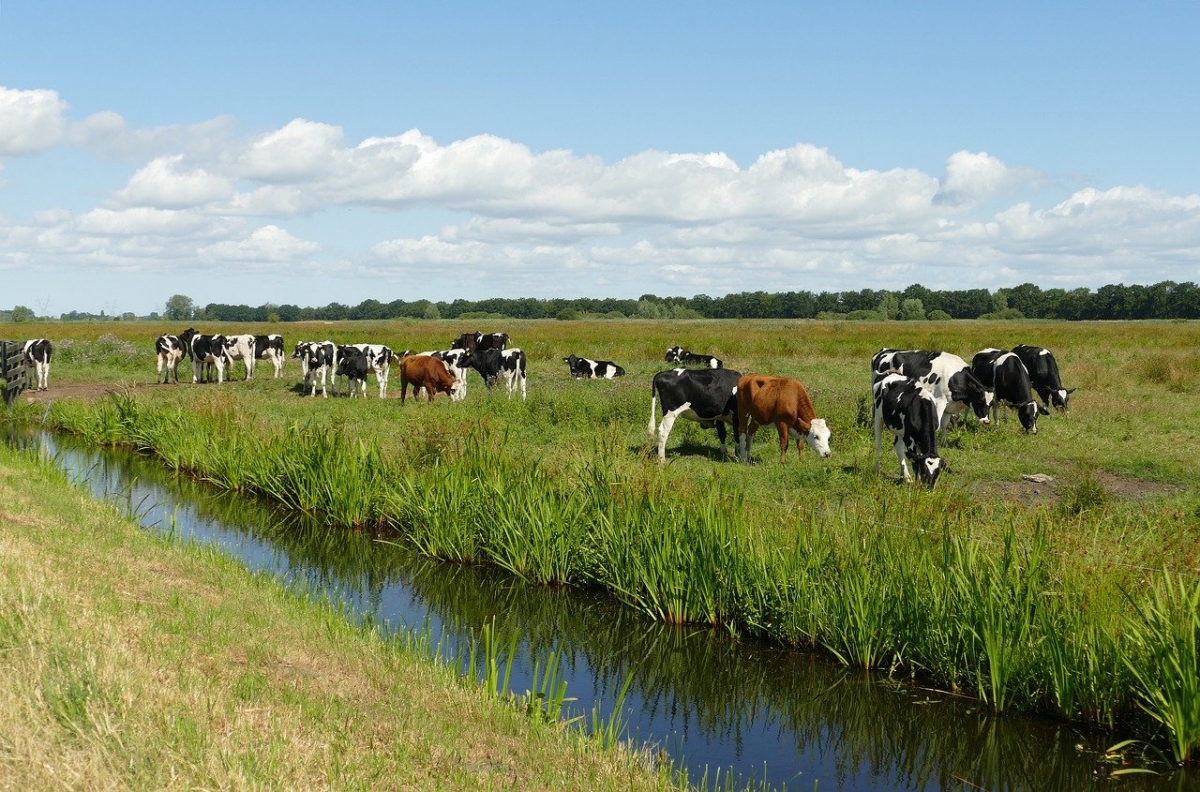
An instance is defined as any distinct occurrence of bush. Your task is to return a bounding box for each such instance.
[928,310,952,321]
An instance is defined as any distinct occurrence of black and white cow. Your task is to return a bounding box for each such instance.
[154,334,187,384]
[873,373,944,488]
[291,340,318,380]
[335,347,370,398]
[189,333,230,384]
[451,331,509,353]
[222,335,258,379]
[871,348,990,436]
[648,367,742,461]
[987,352,1049,433]
[461,348,528,400]
[22,339,53,391]
[563,354,625,379]
[300,341,336,398]
[1011,344,1074,412]
[664,346,723,369]
[253,334,287,378]
[348,343,397,398]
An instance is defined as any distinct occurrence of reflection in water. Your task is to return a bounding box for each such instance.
[13,431,1199,791]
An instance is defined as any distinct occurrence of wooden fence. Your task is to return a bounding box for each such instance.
[1,340,26,406]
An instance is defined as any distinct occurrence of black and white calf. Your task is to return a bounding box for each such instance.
[253,334,287,378]
[154,334,187,384]
[873,373,944,488]
[871,348,990,435]
[451,331,509,352]
[222,335,258,379]
[461,348,528,400]
[985,352,1048,433]
[348,343,397,398]
[300,341,336,398]
[648,367,742,461]
[335,347,370,398]
[189,333,230,383]
[664,346,723,369]
[23,339,53,391]
[563,354,625,379]
[1011,344,1073,412]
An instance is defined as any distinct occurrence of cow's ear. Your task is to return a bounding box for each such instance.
[1038,404,1050,415]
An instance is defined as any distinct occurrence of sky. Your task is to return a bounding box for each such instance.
[2,1,1199,317]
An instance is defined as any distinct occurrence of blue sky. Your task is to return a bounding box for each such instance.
[2,1,1198,316]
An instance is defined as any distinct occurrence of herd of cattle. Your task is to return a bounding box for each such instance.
[16,330,1071,488]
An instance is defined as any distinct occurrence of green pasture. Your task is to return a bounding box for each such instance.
[6,317,1200,762]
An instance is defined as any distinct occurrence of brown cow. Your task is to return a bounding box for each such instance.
[399,354,463,403]
[735,374,832,463]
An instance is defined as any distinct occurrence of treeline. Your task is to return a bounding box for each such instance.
[187,281,1200,323]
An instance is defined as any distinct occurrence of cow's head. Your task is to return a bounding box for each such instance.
[664,346,683,363]
[950,369,990,424]
[915,455,944,488]
[1051,388,1075,412]
[1017,401,1050,433]
[806,418,832,458]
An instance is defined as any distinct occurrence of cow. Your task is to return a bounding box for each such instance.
[253,334,287,378]
[189,333,230,384]
[986,352,1049,433]
[461,348,528,400]
[648,367,742,461]
[664,346,723,369]
[871,348,990,437]
[734,374,832,464]
[154,334,187,384]
[22,339,53,391]
[873,373,944,488]
[450,331,509,353]
[399,354,463,403]
[563,354,625,379]
[300,341,336,398]
[348,343,397,398]
[222,334,258,379]
[1011,344,1074,412]
[969,348,1007,412]
[335,347,370,398]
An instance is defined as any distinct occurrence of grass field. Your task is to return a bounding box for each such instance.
[5,317,1200,762]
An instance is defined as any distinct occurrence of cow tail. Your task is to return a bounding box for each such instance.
[648,378,660,439]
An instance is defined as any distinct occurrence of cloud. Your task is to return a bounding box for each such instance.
[936,150,1042,207]
[111,156,235,209]
[0,87,68,155]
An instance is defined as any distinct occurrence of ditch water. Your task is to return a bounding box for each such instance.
[14,431,1200,791]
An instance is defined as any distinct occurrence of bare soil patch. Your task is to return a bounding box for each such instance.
[974,470,1183,510]
[19,381,157,404]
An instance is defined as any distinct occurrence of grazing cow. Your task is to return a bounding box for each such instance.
[664,346,723,369]
[461,348,528,400]
[301,341,336,398]
[734,374,832,463]
[873,373,944,488]
[988,352,1049,433]
[451,331,509,353]
[871,348,990,436]
[154,334,187,384]
[1011,344,1074,412]
[969,348,1007,411]
[222,334,258,379]
[399,354,462,403]
[348,343,397,398]
[253,334,287,378]
[563,354,625,379]
[335,347,370,398]
[649,367,742,461]
[23,339,53,391]
[189,334,230,383]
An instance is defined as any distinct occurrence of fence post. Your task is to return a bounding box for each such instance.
[1,340,26,407]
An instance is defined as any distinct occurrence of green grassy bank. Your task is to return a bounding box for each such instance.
[5,317,1200,764]
[0,440,692,790]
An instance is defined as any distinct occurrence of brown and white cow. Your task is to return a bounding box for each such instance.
[734,374,832,463]
[399,354,463,403]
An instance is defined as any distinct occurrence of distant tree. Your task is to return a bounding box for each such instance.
[927,309,952,321]
[120,312,136,321]
[164,294,195,321]
[877,293,900,320]
[898,298,926,321]
[423,303,441,320]
[10,305,35,322]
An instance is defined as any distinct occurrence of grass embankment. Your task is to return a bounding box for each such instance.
[5,317,1200,763]
[0,442,686,790]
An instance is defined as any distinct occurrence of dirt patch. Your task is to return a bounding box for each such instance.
[18,381,157,404]
[974,470,1183,510]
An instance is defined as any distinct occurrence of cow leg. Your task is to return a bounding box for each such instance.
[873,411,884,474]
[788,427,807,462]
[737,421,759,463]
[775,423,790,464]
[894,439,912,482]
[715,422,730,459]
